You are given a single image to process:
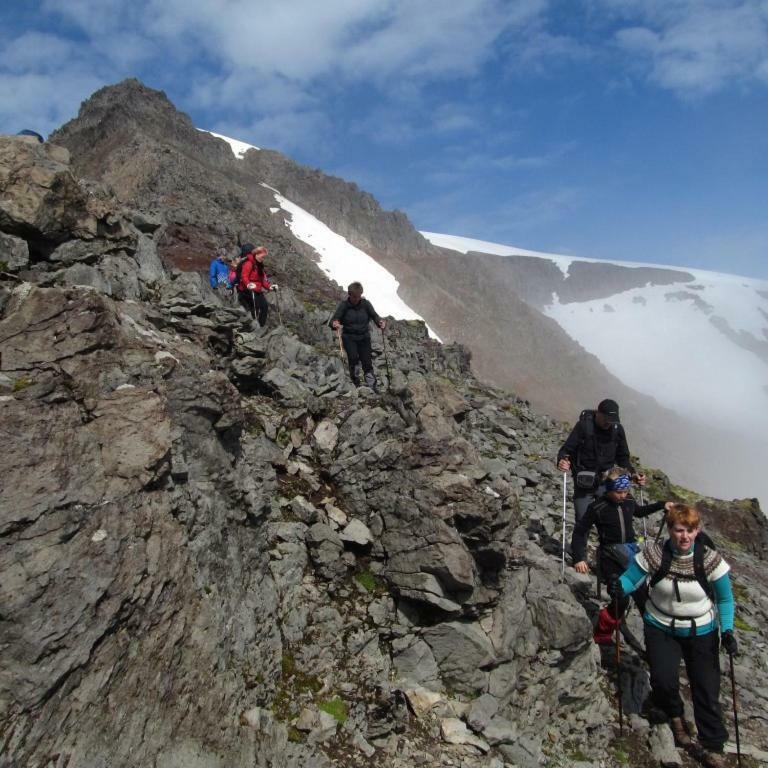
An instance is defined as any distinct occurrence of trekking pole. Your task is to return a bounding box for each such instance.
[250,290,257,320]
[561,472,567,578]
[335,327,344,360]
[728,650,742,767]
[381,326,392,391]
[639,485,647,540]
[615,594,624,735]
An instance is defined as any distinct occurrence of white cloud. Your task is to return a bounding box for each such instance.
[0,72,104,136]
[602,0,768,95]
[216,110,334,155]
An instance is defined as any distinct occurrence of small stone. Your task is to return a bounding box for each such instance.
[440,718,489,753]
[340,519,373,547]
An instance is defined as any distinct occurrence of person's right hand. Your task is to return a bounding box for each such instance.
[247,282,256,290]
[557,458,571,472]
[332,320,341,330]
[573,561,589,574]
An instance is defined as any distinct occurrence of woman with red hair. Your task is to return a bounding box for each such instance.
[610,504,736,767]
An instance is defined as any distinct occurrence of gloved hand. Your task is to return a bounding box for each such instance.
[721,630,738,656]
[270,284,279,291]
[607,578,624,601]
[247,282,256,290]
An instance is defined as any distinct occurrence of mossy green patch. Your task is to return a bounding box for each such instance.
[734,614,756,632]
[272,652,323,723]
[354,570,385,593]
[12,377,33,392]
[318,697,347,724]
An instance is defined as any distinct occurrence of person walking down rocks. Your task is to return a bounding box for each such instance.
[236,244,278,327]
[571,466,673,643]
[609,504,736,768]
[331,282,385,390]
[557,399,646,523]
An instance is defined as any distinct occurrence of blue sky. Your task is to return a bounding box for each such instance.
[2,0,767,279]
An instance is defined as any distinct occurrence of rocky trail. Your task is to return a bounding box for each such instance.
[1,122,767,768]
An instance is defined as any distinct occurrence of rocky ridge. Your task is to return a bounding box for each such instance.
[1,108,767,768]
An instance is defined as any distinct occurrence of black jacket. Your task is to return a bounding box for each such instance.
[331,298,381,339]
[557,411,632,476]
[571,494,664,563]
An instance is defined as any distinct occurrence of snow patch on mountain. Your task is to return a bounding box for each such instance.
[268,187,440,339]
[201,130,260,158]
[422,231,575,277]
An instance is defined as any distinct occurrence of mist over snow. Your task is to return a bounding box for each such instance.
[424,231,768,475]
[544,276,768,435]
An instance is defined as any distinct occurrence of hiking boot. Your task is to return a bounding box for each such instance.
[699,749,726,768]
[593,607,620,645]
[364,371,378,392]
[670,717,692,747]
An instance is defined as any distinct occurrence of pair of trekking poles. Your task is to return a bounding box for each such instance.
[247,287,283,326]
[559,473,742,763]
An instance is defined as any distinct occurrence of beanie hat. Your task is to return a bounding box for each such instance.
[240,242,255,257]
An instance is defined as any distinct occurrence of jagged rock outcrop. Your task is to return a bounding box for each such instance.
[2,90,768,768]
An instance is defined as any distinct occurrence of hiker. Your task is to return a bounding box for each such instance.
[209,248,233,291]
[571,466,673,643]
[236,244,278,327]
[609,504,736,768]
[557,399,646,523]
[331,282,385,389]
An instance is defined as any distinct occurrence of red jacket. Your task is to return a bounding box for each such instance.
[239,255,271,293]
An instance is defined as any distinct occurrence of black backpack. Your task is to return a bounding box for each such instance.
[576,409,619,471]
[648,532,718,598]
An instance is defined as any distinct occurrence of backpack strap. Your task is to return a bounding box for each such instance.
[649,539,674,589]
[693,540,714,598]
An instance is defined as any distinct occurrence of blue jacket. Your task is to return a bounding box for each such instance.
[209,258,230,289]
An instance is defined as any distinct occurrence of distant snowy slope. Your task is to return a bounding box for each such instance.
[422,231,576,276]
[269,187,439,339]
[423,231,768,436]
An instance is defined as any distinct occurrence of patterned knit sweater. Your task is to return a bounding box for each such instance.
[620,540,734,635]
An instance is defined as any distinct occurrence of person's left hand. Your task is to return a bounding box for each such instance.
[634,472,647,486]
[270,284,279,291]
[378,319,386,330]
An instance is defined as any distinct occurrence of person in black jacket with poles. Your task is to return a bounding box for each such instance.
[331,282,385,390]
[557,399,646,523]
[571,466,674,644]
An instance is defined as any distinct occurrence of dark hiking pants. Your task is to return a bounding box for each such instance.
[342,333,373,385]
[644,623,727,751]
[573,483,606,524]
[239,290,269,326]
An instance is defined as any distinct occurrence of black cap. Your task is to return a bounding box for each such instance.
[597,399,620,424]
[240,242,255,256]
